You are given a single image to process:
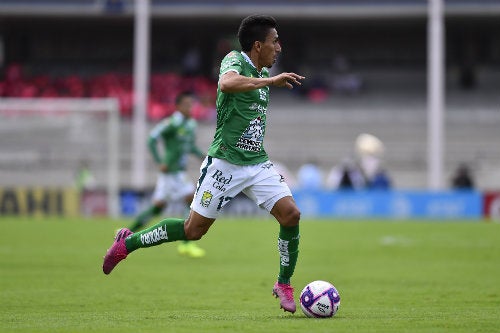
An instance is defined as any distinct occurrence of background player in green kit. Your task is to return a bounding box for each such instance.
[127,92,206,258]
[103,15,305,313]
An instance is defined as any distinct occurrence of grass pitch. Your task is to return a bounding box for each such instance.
[1,216,499,333]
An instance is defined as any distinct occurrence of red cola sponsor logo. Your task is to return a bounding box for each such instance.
[211,169,232,192]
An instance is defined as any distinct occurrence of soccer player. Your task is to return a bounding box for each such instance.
[127,91,206,258]
[103,14,305,314]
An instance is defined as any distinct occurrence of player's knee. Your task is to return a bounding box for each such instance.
[289,207,301,226]
[280,206,301,227]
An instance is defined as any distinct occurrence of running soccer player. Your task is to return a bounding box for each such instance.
[103,14,305,314]
[127,91,206,258]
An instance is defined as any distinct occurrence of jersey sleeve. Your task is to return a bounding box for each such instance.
[186,120,204,159]
[219,51,243,77]
[147,138,161,164]
[148,119,173,164]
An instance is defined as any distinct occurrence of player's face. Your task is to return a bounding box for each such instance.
[257,28,281,69]
[177,96,193,117]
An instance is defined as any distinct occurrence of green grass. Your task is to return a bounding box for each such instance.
[1,216,499,333]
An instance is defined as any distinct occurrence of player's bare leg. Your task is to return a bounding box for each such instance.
[178,196,209,258]
[183,210,215,240]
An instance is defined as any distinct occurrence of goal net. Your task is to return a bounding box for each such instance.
[0,98,120,218]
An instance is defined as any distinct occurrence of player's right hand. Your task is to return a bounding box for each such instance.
[160,164,168,173]
[272,72,305,89]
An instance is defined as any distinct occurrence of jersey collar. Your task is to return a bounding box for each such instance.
[172,111,188,122]
[241,51,264,75]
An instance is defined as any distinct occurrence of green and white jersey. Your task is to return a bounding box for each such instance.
[207,50,270,165]
[148,111,204,173]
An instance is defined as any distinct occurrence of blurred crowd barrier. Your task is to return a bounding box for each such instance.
[1,187,499,220]
[293,189,484,219]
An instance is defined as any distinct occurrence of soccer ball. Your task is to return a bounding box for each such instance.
[299,280,340,318]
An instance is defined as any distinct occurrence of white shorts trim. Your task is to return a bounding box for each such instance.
[191,157,292,219]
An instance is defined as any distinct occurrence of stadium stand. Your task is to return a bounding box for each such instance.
[0,1,499,190]
[2,88,498,190]
[0,63,217,121]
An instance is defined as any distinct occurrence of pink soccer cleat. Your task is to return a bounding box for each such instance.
[102,228,133,275]
[272,282,296,313]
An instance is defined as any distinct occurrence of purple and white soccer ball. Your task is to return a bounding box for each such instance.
[299,280,341,318]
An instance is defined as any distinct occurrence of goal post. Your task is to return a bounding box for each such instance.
[0,98,120,218]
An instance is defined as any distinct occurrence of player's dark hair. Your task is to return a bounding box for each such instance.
[237,15,277,52]
[175,91,193,105]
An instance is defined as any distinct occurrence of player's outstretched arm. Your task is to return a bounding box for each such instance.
[219,71,304,93]
[270,72,305,89]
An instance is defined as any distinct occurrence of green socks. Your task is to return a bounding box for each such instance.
[277,224,300,284]
[125,218,186,252]
[124,216,299,284]
[129,205,164,232]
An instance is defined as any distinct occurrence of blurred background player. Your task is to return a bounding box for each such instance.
[127,91,206,258]
[74,159,97,194]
